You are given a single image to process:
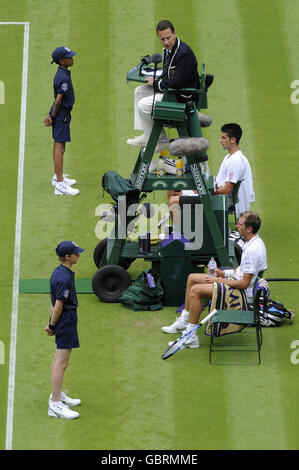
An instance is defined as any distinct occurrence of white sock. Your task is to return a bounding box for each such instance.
[181,308,189,322]
[186,322,197,333]
[51,400,62,407]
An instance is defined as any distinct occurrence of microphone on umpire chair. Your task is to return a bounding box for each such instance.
[169,137,210,158]
[197,112,213,127]
[151,53,162,64]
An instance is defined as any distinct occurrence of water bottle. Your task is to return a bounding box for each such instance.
[208,257,217,276]
[157,156,165,177]
[176,156,184,177]
[138,233,151,255]
[146,273,156,288]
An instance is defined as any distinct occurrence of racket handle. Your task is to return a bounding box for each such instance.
[199,309,217,326]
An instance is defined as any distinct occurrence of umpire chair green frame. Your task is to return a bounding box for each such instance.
[92,62,237,305]
[228,179,243,226]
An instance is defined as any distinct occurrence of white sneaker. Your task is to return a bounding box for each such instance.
[52,174,77,186]
[168,334,200,349]
[127,135,169,152]
[127,134,148,147]
[54,181,80,196]
[61,391,81,407]
[164,158,177,175]
[149,157,174,174]
[48,401,79,419]
[162,316,188,334]
[49,391,81,407]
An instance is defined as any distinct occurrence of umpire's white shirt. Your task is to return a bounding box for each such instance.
[236,234,267,303]
[216,150,255,217]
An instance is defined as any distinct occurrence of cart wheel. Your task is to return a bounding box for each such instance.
[92,264,131,303]
[93,239,107,267]
[93,238,135,270]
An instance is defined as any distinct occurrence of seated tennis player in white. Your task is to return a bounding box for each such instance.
[162,211,267,350]
[168,123,255,224]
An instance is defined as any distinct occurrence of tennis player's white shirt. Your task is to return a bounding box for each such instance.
[235,234,267,303]
[182,150,255,216]
[216,150,255,217]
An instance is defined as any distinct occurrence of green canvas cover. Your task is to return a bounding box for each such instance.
[120,269,164,311]
[102,170,140,203]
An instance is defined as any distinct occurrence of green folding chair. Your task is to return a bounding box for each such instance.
[209,285,263,365]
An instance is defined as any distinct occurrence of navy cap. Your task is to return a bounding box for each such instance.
[51,46,77,64]
[56,241,84,257]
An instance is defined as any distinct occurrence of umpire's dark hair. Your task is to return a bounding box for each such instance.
[156,20,175,33]
[240,211,261,234]
[221,123,242,144]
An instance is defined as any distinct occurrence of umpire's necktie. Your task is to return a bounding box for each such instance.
[161,49,171,79]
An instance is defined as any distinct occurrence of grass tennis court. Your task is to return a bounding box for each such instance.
[0,0,299,451]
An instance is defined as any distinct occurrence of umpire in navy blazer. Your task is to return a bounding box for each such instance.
[154,36,200,102]
[127,20,200,150]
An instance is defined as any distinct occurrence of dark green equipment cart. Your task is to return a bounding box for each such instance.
[92,62,237,306]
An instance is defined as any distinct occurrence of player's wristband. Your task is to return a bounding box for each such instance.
[49,113,56,120]
[48,323,55,331]
[213,181,219,193]
[224,269,234,278]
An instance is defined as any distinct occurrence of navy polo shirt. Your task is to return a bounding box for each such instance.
[50,264,78,335]
[50,264,78,309]
[50,67,75,113]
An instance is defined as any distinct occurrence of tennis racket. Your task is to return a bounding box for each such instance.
[157,211,170,228]
[161,309,217,360]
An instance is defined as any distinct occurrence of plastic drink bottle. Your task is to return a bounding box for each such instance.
[208,257,217,276]
[157,156,165,177]
[138,232,151,255]
[176,156,184,177]
[146,273,156,288]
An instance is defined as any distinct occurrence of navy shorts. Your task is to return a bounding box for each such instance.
[54,309,79,349]
[55,328,79,349]
[52,108,71,143]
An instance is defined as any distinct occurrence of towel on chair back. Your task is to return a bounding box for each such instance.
[205,282,249,337]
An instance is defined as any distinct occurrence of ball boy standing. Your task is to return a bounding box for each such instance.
[45,241,84,419]
[43,47,79,196]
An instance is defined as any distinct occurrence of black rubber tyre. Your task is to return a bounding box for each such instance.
[93,239,108,267]
[92,264,131,303]
[93,238,134,270]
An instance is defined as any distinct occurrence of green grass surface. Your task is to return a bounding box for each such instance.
[0,0,299,451]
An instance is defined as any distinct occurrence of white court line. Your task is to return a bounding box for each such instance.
[1,21,30,451]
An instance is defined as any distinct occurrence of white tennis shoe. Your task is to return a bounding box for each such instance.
[127,135,170,153]
[61,391,81,407]
[49,391,81,407]
[127,134,148,146]
[52,174,77,186]
[162,316,188,334]
[48,401,80,420]
[54,181,80,196]
[168,334,200,349]
[149,158,175,174]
